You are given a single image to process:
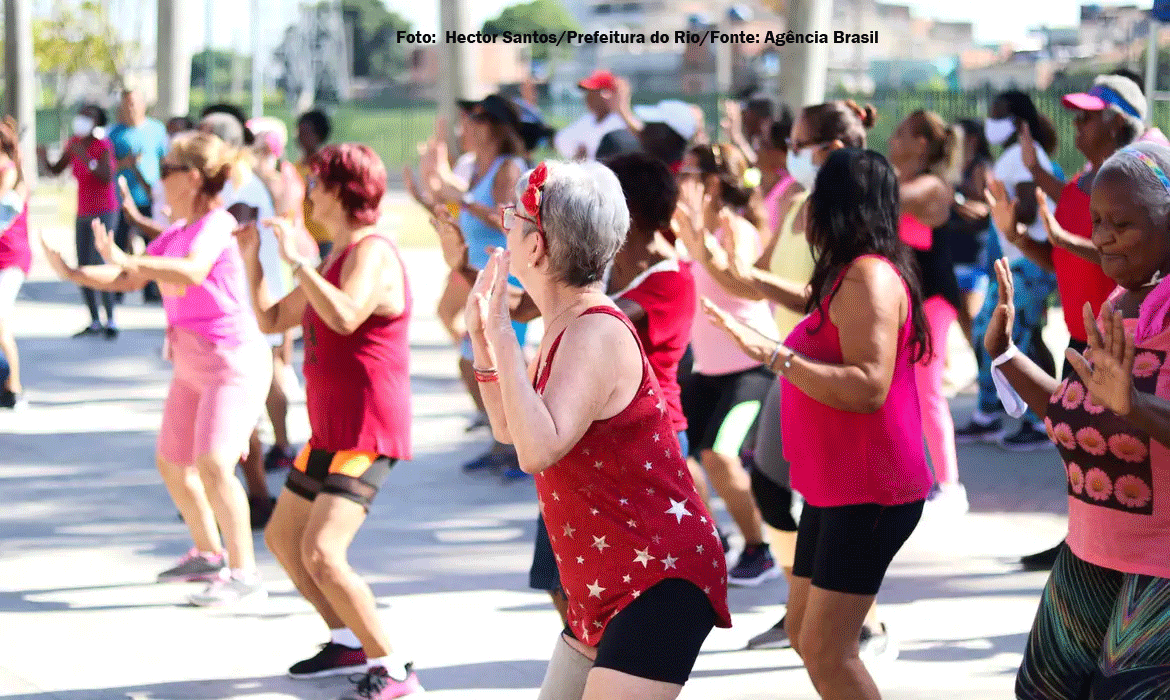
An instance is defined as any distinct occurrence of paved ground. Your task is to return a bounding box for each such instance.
[0,216,1075,699]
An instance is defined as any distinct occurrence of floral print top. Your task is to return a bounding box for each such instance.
[1046,280,1170,578]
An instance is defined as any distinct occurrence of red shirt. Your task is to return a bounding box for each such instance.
[1052,176,1116,344]
[302,235,412,458]
[614,259,695,431]
[69,137,118,217]
[534,306,732,646]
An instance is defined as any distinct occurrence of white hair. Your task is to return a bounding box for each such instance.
[514,160,629,286]
[1100,141,1170,229]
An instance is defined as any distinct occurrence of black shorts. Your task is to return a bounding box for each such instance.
[285,447,395,511]
[750,466,800,532]
[564,578,716,685]
[792,501,923,595]
[681,365,774,459]
[529,513,562,592]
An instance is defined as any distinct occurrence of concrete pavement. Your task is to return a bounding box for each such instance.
[0,224,1072,699]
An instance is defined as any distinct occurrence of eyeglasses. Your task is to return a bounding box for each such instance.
[500,204,540,232]
[159,161,188,179]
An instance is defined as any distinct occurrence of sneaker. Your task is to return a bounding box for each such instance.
[1021,541,1064,571]
[746,616,790,649]
[157,548,227,583]
[924,482,969,516]
[104,326,118,340]
[501,465,530,482]
[719,530,731,554]
[250,496,276,530]
[339,666,424,699]
[858,623,897,662]
[728,544,780,587]
[188,571,267,607]
[0,387,27,411]
[264,445,296,472]
[72,323,103,338]
[289,642,369,679]
[465,412,490,432]
[954,416,1006,444]
[462,449,509,473]
[1000,423,1054,452]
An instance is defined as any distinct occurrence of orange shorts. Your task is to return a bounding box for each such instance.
[285,446,395,509]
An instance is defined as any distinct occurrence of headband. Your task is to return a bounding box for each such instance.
[1120,147,1170,193]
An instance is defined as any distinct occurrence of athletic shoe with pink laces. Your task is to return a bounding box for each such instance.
[338,666,424,699]
[157,548,226,583]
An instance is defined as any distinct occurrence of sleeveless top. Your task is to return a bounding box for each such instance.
[782,255,933,507]
[691,219,778,375]
[900,213,963,315]
[769,190,814,337]
[1045,279,1170,578]
[534,306,732,645]
[1052,175,1116,344]
[302,234,412,458]
[763,173,796,236]
[459,155,526,272]
[0,163,30,274]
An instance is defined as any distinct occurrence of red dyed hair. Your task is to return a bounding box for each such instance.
[310,143,386,226]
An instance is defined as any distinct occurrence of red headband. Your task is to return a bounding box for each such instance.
[521,162,548,229]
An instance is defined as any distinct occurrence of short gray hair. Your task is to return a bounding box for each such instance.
[514,160,629,287]
[1094,75,1145,147]
[1099,141,1170,229]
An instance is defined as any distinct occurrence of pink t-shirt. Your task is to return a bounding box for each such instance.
[1045,280,1170,578]
[690,220,778,376]
[69,137,118,216]
[763,173,796,235]
[782,255,933,507]
[145,208,260,346]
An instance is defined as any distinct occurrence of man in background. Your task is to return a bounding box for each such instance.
[553,69,627,161]
[295,110,332,259]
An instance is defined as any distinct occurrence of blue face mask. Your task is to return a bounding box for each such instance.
[788,147,819,192]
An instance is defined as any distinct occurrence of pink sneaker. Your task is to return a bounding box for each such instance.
[338,666,424,699]
[157,548,226,583]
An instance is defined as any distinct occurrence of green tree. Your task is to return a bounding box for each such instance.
[482,0,580,62]
[191,49,252,95]
[34,1,134,139]
[342,0,413,78]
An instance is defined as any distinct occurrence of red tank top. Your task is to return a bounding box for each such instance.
[302,234,412,458]
[1052,176,1116,343]
[533,306,732,646]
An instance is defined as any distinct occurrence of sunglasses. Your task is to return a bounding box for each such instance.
[159,161,189,179]
[500,204,540,232]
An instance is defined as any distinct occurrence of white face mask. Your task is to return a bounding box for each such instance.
[788,147,819,192]
[984,117,1015,146]
[72,115,95,137]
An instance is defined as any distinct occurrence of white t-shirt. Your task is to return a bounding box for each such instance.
[553,111,627,161]
[222,170,284,345]
[993,143,1057,263]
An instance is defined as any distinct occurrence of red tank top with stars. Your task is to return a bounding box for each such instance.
[533,305,732,646]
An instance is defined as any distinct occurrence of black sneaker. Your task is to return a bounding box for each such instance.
[719,530,731,554]
[728,544,780,586]
[73,324,103,338]
[1000,423,1054,452]
[858,622,897,661]
[954,416,1006,444]
[104,326,119,340]
[746,616,790,649]
[0,387,26,410]
[462,449,509,473]
[1021,541,1064,571]
[288,642,368,679]
[250,496,276,530]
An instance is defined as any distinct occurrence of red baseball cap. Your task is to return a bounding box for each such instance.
[578,70,617,91]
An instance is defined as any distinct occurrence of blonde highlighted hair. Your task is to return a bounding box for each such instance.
[167,131,234,196]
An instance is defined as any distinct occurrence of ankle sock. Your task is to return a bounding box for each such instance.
[330,627,362,650]
[368,653,410,681]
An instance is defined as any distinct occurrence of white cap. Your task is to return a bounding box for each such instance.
[634,100,698,140]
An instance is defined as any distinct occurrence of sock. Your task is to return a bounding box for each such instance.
[229,568,258,582]
[330,628,362,650]
[368,654,410,682]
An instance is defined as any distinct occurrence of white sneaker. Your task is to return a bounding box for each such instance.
[924,482,969,516]
[188,571,267,607]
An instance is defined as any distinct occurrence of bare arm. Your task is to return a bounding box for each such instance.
[1122,392,1170,450]
[746,266,811,313]
[900,174,952,229]
[117,177,165,239]
[240,229,309,334]
[66,264,150,293]
[1029,164,1065,202]
[995,353,1061,420]
[295,236,403,336]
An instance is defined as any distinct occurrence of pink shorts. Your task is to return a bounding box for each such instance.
[158,327,272,465]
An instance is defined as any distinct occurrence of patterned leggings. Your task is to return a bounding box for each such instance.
[1017,545,1170,699]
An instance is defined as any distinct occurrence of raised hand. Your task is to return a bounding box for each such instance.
[482,248,514,346]
[1019,121,1038,173]
[403,166,432,209]
[984,258,1016,358]
[701,297,773,365]
[465,250,498,339]
[1066,301,1137,416]
[234,221,260,258]
[431,204,469,271]
[39,231,75,281]
[986,177,1025,247]
[673,178,709,257]
[263,217,307,267]
[1036,187,1070,250]
[721,99,743,140]
[93,217,128,267]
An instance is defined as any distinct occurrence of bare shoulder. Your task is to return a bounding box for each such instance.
[834,256,908,315]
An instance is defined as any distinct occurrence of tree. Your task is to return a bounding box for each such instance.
[34,1,134,139]
[191,49,252,96]
[483,0,580,62]
[342,0,413,78]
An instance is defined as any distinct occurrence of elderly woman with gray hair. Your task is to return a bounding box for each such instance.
[467,160,730,699]
[986,141,1170,698]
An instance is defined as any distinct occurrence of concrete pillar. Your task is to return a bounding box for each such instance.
[437,0,475,148]
[778,0,833,110]
[1146,19,1158,124]
[250,0,263,118]
[156,0,192,119]
[4,0,37,184]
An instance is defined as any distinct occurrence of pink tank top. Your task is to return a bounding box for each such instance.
[781,255,933,507]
